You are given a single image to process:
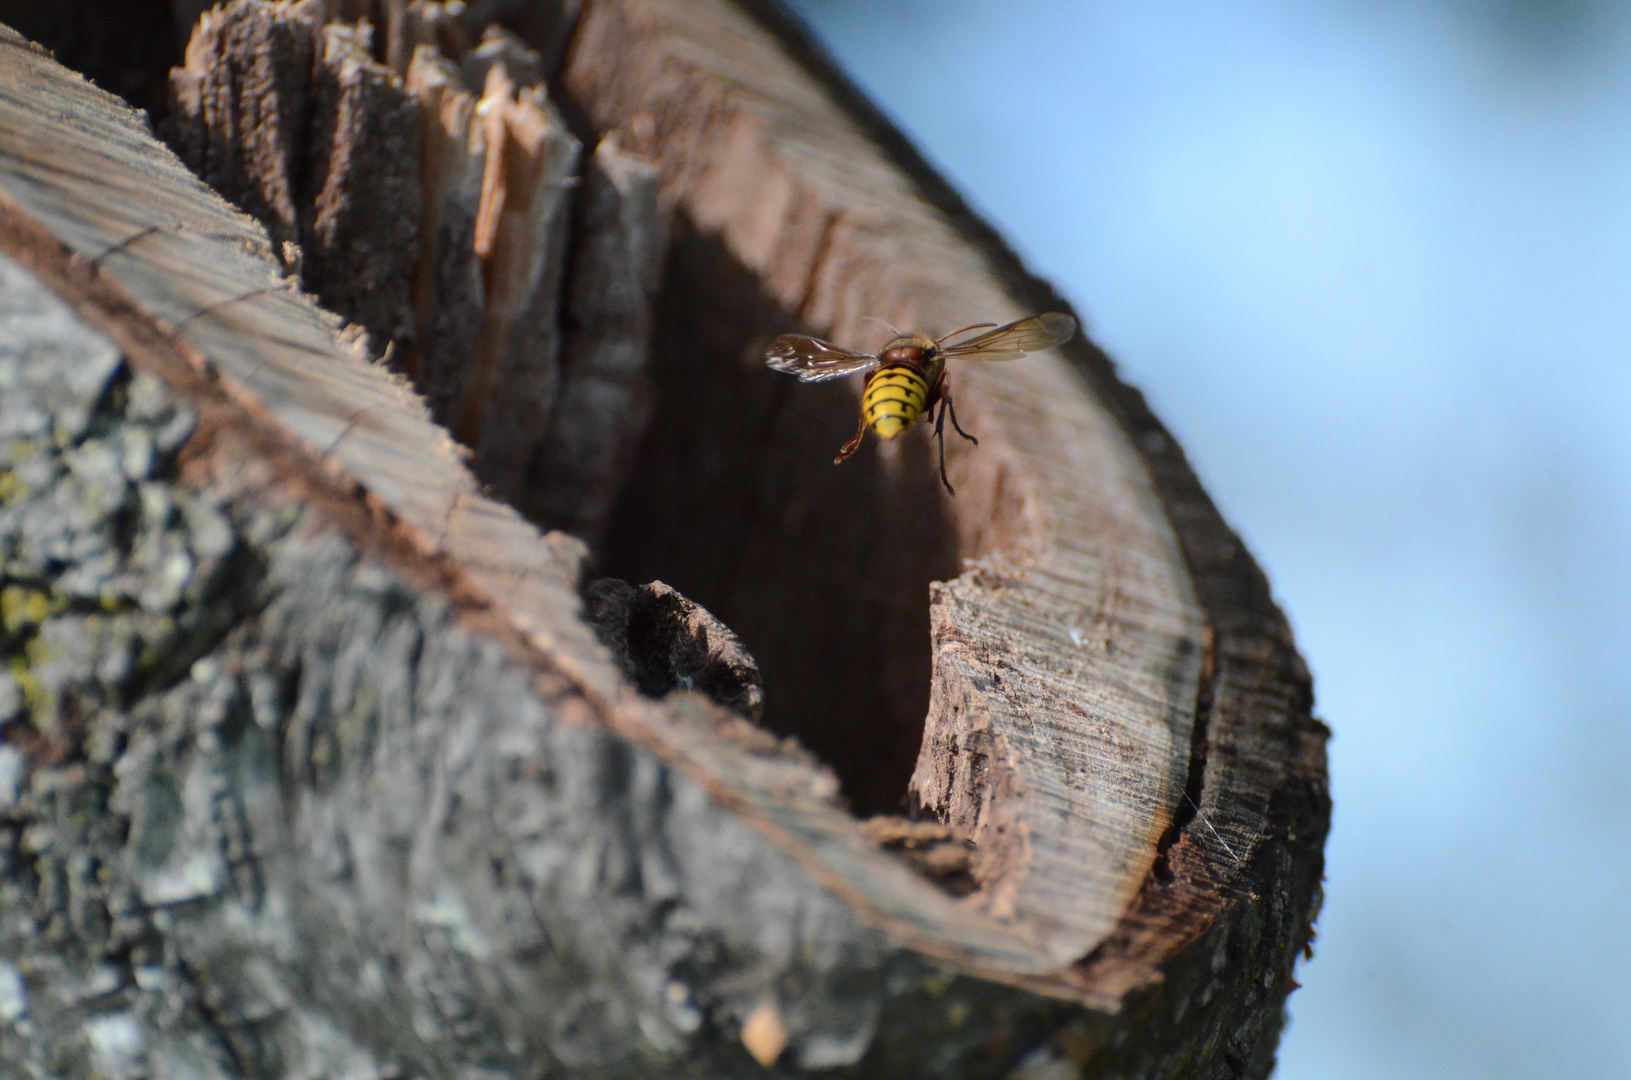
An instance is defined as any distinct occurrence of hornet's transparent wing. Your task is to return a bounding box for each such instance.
[938,313,1077,362]
[765,335,881,383]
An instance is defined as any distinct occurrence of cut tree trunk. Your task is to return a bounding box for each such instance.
[0,4,1328,1079]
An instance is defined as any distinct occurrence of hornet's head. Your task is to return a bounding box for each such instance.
[879,334,939,369]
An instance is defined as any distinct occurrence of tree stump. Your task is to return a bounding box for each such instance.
[0,3,1329,1078]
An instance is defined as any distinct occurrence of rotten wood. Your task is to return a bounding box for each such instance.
[0,3,1329,1077]
[583,577,765,723]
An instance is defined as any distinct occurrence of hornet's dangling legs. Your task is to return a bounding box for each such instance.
[835,414,868,463]
[930,375,978,496]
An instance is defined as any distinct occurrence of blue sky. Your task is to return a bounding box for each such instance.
[784,2,1631,1075]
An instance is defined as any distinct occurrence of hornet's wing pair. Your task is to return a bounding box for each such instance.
[765,312,1076,383]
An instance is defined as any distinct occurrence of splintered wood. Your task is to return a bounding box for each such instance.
[403,46,485,431]
[383,0,474,75]
[463,61,578,497]
[167,4,314,252]
[164,0,660,528]
[304,22,422,346]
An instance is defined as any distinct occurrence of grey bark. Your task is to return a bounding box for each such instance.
[0,251,926,1078]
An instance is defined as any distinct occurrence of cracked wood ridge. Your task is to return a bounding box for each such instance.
[0,3,1329,1079]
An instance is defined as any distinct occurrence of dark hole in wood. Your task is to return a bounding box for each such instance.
[0,0,180,120]
[595,215,960,817]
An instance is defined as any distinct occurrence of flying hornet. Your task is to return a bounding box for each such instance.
[764,312,1077,495]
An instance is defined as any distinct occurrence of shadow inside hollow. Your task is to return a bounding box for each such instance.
[0,0,179,120]
[598,214,959,817]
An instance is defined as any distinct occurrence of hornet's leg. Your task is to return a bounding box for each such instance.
[932,396,955,496]
[931,380,978,496]
[943,384,978,446]
[835,414,868,463]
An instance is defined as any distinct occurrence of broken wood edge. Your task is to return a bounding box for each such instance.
[167,4,657,541]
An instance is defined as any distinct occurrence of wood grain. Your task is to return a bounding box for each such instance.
[460,62,578,499]
[523,135,664,538]
[404,44,488,427]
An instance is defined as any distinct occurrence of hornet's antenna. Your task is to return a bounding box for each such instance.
[860,315,903,338]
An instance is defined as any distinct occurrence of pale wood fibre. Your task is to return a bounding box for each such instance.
[403,45,488,427]
[461,63,578,498]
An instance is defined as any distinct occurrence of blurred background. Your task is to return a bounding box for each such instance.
[3,0,1624,1071]
[782,1,1631,1077]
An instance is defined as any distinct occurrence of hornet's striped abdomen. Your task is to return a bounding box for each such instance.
[862,363,931,438]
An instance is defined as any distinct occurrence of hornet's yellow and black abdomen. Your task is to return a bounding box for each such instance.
[862,363,931,438]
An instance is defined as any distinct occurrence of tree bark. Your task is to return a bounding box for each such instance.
[0,5,1329,1078]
